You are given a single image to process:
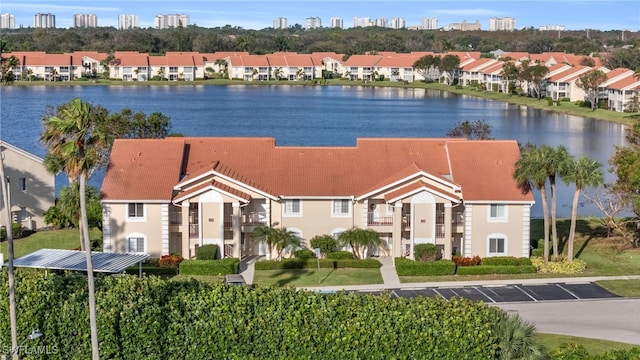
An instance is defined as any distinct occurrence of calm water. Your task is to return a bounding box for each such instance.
[0,85,628,217]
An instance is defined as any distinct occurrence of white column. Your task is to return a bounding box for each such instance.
[464,204,473,257]
[522,204,531,257]
[232,202,241,258]
[392,201,403,258]
[443,203,452,260]
[161,204,169,256]
[181,201,190,258]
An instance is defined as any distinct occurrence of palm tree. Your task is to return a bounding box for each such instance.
[561,157,603,261]
[157,67,165,81]
[543,145,570,258]
[40,98,110,360]
[272,67,282,81]
[253,222,301,260]
[252,68,258,81]
[296,67,305,81]
[495,311,549,360]
[214,58,228,76]
[26,68,33,82]
[338,227,381,259]
[514,144,552,262]
[49,68,59,82]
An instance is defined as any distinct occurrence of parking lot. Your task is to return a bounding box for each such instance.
[352,282,620,303]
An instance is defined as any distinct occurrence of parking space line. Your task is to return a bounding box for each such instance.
[513,285,538,302]
[474,287,496,303]
[556,283,581,299]
[432,288,447,300]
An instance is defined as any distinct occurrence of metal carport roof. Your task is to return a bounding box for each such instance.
[5,249,148,273]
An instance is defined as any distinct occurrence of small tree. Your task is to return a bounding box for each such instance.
[577,69,608,111]
[338,227,381,259]
[413,55,441,82]
[446,119,493,140]
[309,234,338,257]
[440,54,460,85]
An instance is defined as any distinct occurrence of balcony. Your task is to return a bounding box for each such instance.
[436,224,445,238]
[224,211,268,228]
[170,211,182,225]
[368,212,392,226]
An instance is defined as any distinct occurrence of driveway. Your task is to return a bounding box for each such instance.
[496,298,640,345]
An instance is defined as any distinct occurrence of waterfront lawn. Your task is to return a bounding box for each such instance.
[252,268,383,287]
[535,333,639,355]
[1,228,102,261]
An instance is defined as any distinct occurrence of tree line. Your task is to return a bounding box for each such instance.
[1,26,639,67]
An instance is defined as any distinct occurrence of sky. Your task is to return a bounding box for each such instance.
[1,0,638,31]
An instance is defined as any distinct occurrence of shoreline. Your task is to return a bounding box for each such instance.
[4,79,638,126]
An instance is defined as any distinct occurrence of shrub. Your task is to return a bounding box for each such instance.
[125,266,178,276]
[144,257,160,267]
[530,257,587,274]
[326,250,354,259]
[537,239,545,249]
[159,254,184,268]
[453,256,482,266]
[395,258,456,276]
[531,248,543,257]
[255,258,381,270]
[481,256,532,266]
[309,235,338,256]
[0,223,23,241]
[196,244,219,260]
[179,259,239,276]
[414,243,439,262]
[294,249,315,259]
[456,265,537,275]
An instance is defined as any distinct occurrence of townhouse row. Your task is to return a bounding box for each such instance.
[4,50,640,112]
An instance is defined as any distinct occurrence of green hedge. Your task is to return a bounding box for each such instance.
[531,248,543,257]
[255,258,381,270]
[395,258,456,276]
[0,271,503,359]
[456,265,537,275]
[195,244,219,260]
[124,266,179,276]
[179,259,239,276]
[326,250,354,259]
[481,256,532,266]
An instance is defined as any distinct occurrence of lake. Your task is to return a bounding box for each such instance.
[0,84,628,218]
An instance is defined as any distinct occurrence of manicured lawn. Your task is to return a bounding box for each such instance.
[535,333,639,354]
[1,228,102,261]
[253,268,383,287]
[596,279,640,297]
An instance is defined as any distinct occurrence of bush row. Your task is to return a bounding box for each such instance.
[395,259,457,276]
[178,258,239,276]
[456,265,537,275]
[124,266,179,276]
[452,256,532,267]
[255,258,381,270]
[195,244,219,260]
[0,271,502,359]
[530,257,587,274]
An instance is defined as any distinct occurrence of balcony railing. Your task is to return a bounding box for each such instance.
[368,212,392,226]
[170,211,182,225]
[224,211,268,228]
[453,213,464,225]
[436,224,445,238]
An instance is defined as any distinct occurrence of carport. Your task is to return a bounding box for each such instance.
[5,249,149,276]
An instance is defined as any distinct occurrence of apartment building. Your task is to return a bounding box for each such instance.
[155,14,189,29]
[0,141,55,231]
[101,137,533,260]
[305,17,321,30]
[446,20,481,31]
[489,17,516,31]
[273,17,287,29]
[118,14,139,30]
[73,13,97,28]
[0,13,15,29]
[390,17,405,29]
[421,17,438,30]
[330,17,343,29]
[34,13,55,28]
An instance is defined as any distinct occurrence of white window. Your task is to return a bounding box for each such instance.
[127,235,146,253]
[283,199,302,216]
[332,199,351,217]
[127,203,145,221]
[487,235,507,256]
[488,204,507,222]
[19,178,26,192]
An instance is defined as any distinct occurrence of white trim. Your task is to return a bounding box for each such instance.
[385,185,461,204]
[486,233,508,257]
[161,204,169,256]
[126,232,147,254]
[356,171,460,200]
[173,184,250,204]
[0,140,45,164]
[102,200,171,204]
[282,199,303,217]
[464,200,534,204]
[174,169,278,201]
[102,204,111,252]
[487,204,508,223]
[522,205,531,257]
[464,204,473,257]
[126,202,147,222]
[281,195,352,200]
[331,199,352,217]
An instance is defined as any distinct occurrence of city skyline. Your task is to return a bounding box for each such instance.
[0,0,638,31]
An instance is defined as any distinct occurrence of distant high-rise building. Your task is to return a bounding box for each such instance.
[0,13,15,29]
[74,13,97,28]
[273,17,287,29]
[118,14,139,30]
[539,24,566,31]
[421,17,438,30]
[390,17,405,29]
[305,17,321,30]
[374,18,387,27]
[330,17,343,29]
[489,17,516,31]
[34,13,55,28]
[446,20,481,31]
[353,17,371,28]
[154,14,189,29]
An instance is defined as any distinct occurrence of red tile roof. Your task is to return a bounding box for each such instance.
[102,137,532,203]
[384,180,461,202]
[343,55,382,67]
